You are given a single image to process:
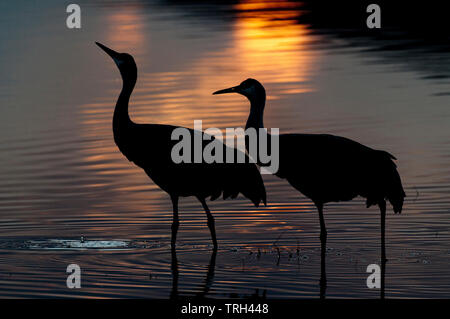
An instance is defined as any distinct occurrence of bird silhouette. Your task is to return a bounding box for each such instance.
[214,78,405,298]
[96,44,266,250]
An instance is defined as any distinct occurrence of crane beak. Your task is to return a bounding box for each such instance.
[96,42,122,64]
[212,85,240,95]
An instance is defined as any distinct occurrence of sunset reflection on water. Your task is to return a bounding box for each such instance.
[0,0,449,298]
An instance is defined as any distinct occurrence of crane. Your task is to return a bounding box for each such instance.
[96,44,266,250]
[214,78,405,298]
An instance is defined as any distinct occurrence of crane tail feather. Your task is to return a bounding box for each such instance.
[236,165,267,207]
[367,151,405,214]
[387,169,405,214]
[384,153,405,214]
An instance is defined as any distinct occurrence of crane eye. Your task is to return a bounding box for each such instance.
[113,58,124,66]
[241,81,250,89]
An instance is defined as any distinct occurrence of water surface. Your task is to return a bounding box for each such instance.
[0,0,449,298]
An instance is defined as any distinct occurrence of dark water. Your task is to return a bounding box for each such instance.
[0,0,449,298]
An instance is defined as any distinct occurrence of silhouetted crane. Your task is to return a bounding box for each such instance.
[96,44,266,250]
[214,78,405,298]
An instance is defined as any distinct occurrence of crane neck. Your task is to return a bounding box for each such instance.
[113,72,136,129]
[245,96,265,130]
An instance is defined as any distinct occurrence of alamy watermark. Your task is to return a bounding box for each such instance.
[366,4,381,29]
[366,264,381,289]
[66,264,81,288]
[66,4,81,29]
[171,120,279,174]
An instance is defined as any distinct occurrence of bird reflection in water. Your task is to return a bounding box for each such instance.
[170,247,217,299]
[170,247,271,299]
[318,244,384,299]
[169,245,384,299]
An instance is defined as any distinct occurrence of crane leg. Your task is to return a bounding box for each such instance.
[317,203,327,243]
[379,200,386,299]
[170,195,179,250]
[316,202,327,299]
[198,197,218,249]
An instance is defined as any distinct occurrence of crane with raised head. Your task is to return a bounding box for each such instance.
[96,44,266,250]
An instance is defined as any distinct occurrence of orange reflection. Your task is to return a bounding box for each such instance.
[97,0,317,130]
[178,0,318,129]
[234,0,313,87]
[106,6,146,52]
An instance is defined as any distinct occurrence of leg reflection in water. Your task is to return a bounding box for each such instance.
[381,256,386,299]
[319,201,387,299]
[169,243,385,299]
[170,247,179,300]
[318,234,387,299]
[380,200,387,299]
[319,239,327,300]
[196,249,217,298]
[170,247,217,299]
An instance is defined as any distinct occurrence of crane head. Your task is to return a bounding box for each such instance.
[213,78,265,106]
[96,42,137,81]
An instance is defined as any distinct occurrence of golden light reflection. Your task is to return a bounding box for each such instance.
[93,0,318,130]
[106,6,146,52]
[234,1,313,85]
[163,0,318,129]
